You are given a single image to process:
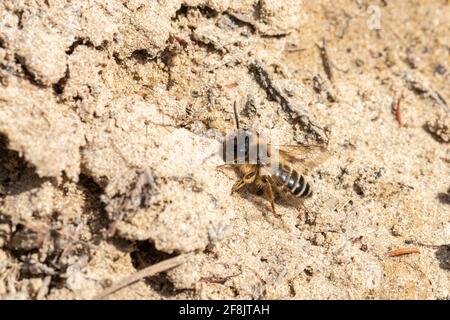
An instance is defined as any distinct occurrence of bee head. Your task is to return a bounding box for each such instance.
[222,130,268,164]
[221,102,269,164]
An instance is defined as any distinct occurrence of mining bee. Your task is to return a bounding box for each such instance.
[220,103,329,215]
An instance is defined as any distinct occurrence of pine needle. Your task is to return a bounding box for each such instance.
[94,254,188,300]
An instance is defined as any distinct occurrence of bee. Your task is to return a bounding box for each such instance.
[220,103,329,215]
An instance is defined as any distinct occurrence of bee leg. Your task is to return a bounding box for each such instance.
[231,180,246,194]
[216,164,234,171]
[262,176,277,216]
[231,172,256,194]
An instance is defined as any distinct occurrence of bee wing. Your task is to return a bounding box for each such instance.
[270,144,330,173]
[271,182,308,209]
[281,189,307,207]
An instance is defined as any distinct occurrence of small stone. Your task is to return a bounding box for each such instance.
[355,58,364,67]
[391,224,403,237]
[304,266,314,277]
[435,64,446,75]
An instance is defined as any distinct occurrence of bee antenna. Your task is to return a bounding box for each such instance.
[233,101,240,130]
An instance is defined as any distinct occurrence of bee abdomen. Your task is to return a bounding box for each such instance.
[274,166,312,198]
[292,175,312,197]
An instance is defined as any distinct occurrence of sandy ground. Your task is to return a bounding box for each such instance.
[0,0,449,300]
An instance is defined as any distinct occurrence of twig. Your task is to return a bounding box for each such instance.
[284,46,306,53]
[200,271,242,284]
[94,254,188,300]
[249,61,292,114]
[249,60,330,145]
[225,11,289,38]
[394,94,404,127]
[333,198,351,213]
[336,11,352,39]
[404,76,448,109]
[225,11,257,33]
[225,82,238,89]
[316,38,333,82]
[385,247,420,258]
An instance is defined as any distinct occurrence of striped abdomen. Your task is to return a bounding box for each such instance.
[273,164,312,198]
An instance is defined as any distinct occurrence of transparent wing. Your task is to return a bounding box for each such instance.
[277,186,308,207]
[266,180,308,210]
[270,144,330,173]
